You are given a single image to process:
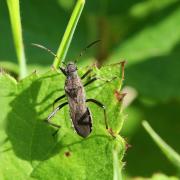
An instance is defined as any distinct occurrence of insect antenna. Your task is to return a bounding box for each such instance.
[74,40,101,63]
[32,43,58,59]
[31,43,67,66]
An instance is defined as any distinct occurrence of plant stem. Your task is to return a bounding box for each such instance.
[6,0,27,79]
[142,121,180,170]
[53,0,85,68]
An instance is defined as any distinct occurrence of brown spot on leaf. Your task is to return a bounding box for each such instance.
[108,128,116,137]
[114,90,127,102]
[125,143,132,151]
[65,151,71,157]
[124,137,132,151]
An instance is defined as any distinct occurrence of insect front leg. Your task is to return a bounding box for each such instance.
[84,77,98,87]
[83,61,125,87]
[59,67,67,76]
[84,76,116,87]
[81,67,112,87]
[86,99,108,129]
[81,69,93,80]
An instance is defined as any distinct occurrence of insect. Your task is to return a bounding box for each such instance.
[32,41,109,138]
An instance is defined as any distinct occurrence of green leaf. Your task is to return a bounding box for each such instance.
[123,102,180,177]
[0,74,32,180]
[126,52,180,102]
[31,135,125,180]
[110,3,180,65]
[109,3,180,101]
[0,63,125,179]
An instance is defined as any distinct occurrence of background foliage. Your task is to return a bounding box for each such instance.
[0,0,180,179]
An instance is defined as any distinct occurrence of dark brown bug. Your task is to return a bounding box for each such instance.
[48,61,108,137]
[32,41,108,138]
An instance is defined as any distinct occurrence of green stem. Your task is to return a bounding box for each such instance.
[6,0,27,79]
[53,0,85,68]
[113,136,126,180]
[142,121,180,170]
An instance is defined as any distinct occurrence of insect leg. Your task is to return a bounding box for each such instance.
[59,67,67,76]
[53,94,66,110]
[86,99,108,129]
[84,77,98,87]
[81,69,92,80]
[75,40,101,63]
[45,102,68,128]
[84,76,116,87]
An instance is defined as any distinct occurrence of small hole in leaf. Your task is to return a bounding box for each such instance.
[64,151,71,157]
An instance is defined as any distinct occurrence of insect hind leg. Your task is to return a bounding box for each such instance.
[86,98,108,129]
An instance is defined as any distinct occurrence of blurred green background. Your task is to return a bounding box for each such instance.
[1,0,180,178]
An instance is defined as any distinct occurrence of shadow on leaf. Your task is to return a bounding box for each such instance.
[5,72,65,162]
